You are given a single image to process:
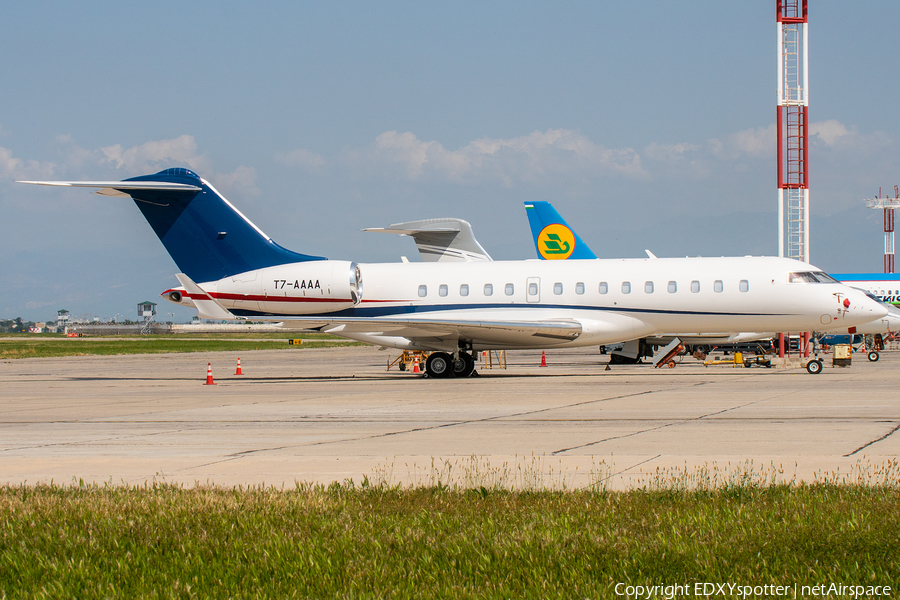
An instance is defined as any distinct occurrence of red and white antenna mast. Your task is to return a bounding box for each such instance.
[777,0,809,263]
[865,186,900,273]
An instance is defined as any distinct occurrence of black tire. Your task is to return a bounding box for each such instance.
[868,351,880,362]
[451,353,476,378]
[425,352,452,378]
[806,359,823,375]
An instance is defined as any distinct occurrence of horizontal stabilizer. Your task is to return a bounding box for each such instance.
[17,180,202,194]
[365,218,492,262]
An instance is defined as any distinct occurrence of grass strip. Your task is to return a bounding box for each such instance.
[1,482,897,598]
[0,338,362,359]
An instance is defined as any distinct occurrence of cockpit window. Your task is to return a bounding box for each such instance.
[789,271,838,284]
[811,272,838,283]
[789,272,816,283]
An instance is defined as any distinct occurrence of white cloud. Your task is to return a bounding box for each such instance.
[99,134,210,175]
[2,135,260,199]
[275,148,326,171]
[643,142,700,163]
[810,120,850,147]
[348,128,645,185]
[728,124,775,159]
[210,165,259,197]
[0,146,56,181]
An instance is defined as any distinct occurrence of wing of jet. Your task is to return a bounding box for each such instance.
[364,218,492,262]
[171,271,584,350]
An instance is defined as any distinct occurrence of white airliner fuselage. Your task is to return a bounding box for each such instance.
[169,256,880,352]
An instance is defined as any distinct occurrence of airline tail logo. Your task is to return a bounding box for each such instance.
[537,224,576,260]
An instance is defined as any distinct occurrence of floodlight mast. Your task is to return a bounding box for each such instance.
[776,0,811,360]
[776,0,809,264]
[865,186,900,273]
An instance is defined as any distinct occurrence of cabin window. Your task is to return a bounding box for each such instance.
[622,282,631,294]
[644,281,654,294]
[505,283,514,296]
[553,282,563,295]
[599,282,608,294]
[484,283,493,296]
[575,282,585,295]
[739,280,749,292]
[714,280,724,293]
[691,280,700,293]
[667,281,677,293]
[439,284,448,297]
[460,284,469,297]
[528,283,538,296]
[418,285,427,297]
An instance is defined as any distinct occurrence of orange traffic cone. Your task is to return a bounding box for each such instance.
[540,351,547,367]
[413,357,420,373]
[205,362,216,385]
[235,358,243,375]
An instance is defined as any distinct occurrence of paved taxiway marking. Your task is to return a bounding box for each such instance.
[845,421,900,457]
[596,454,663,485]
[143,376,736,473]
[169,373,792,469]
[549,376,809,455]
[3,346,899,487]
[177,386,668,471]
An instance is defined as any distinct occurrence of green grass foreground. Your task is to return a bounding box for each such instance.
[1,483,897,598]
[0,334,362,359]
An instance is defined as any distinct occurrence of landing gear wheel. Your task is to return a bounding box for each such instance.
[451,353,476,378]
[806,359,823,375]
[868,351,880,362]
[425,352,453,378]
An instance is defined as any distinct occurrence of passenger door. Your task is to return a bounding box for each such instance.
[526,277,541,303]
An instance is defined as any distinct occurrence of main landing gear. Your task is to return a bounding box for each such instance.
[425,351,476,378]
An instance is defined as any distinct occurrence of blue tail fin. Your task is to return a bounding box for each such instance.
[125,168,325,282]
[524,201,597,260]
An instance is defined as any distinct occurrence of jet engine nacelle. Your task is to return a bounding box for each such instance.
[160,286,197,309]
[213,260,363,315]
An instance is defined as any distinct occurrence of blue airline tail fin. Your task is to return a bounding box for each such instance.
[126,169,325,282]
[524,201,597,260]
[20,168,325,283]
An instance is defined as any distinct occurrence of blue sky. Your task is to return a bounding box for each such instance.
[2,1,898,322]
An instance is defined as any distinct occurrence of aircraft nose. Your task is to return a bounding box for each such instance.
[846,289,889,323]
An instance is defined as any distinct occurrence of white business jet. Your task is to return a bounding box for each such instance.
[19,168,885,378]
[524,200,900,358]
